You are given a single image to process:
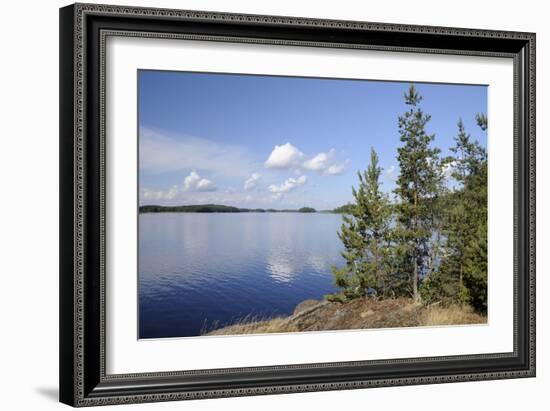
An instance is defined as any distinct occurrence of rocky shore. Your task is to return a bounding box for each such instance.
[204,297,486,336]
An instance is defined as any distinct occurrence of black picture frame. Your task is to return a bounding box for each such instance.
[59,3,536,407]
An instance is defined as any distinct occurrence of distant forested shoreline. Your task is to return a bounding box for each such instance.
[139,204,320,213]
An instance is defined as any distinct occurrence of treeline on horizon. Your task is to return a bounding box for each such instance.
[330,85,488,314]
[139,204,318,213]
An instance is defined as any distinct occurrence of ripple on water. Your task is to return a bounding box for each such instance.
[138,213,343,338]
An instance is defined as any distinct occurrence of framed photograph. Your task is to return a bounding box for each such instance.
[59,3,535,407]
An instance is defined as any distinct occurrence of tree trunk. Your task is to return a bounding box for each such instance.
[412,183,420,303]
[413,257,419,302]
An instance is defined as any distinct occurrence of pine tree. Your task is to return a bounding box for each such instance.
[394,85,442,302]
[461,117,488,311]
[424,117,488,308]
[475,113,488,131]
[463,205,487,312]
[331,149,392,300]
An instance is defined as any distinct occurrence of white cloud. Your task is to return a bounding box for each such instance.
[182,171,200,191]
[442,160,458,178]
[303,149,335,172]
[196,178,216,191]
[165,186,179,199]
[140,177,319,209]
[385,165,396,179]
[325,163,346,176]
[244,173,262,191]
[140,171,215,205]
[183,171,216,192]
[140,128,255,178]
[303,149,348,176]
[263,143,347,176]
[268,175,307,194]
[141,185,179,202]
[264,143,304,169]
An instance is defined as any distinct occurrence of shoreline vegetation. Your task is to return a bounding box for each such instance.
[203,297,486,336]
[325,85,488,314]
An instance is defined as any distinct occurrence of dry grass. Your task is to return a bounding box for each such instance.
[203,298,486,336]
[206,316,298,336]
[422,304,486,326]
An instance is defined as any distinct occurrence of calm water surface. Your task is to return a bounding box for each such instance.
[139,212,344,338]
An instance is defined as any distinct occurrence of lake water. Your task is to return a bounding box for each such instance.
[139,212,344,338]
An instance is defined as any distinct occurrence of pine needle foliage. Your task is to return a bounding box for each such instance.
[393,85,443,302]
[331,149,393,299]
[331,84,488,314]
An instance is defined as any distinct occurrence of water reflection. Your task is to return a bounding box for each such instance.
[266,251,297,283]
[307,255,329,273]
[139,212,344,338]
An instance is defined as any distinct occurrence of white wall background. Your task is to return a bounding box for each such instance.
[0,0,546,409]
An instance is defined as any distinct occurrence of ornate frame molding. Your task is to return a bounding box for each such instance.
[60,3,535,407]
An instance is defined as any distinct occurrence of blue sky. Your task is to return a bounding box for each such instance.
[138,70,487,210]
